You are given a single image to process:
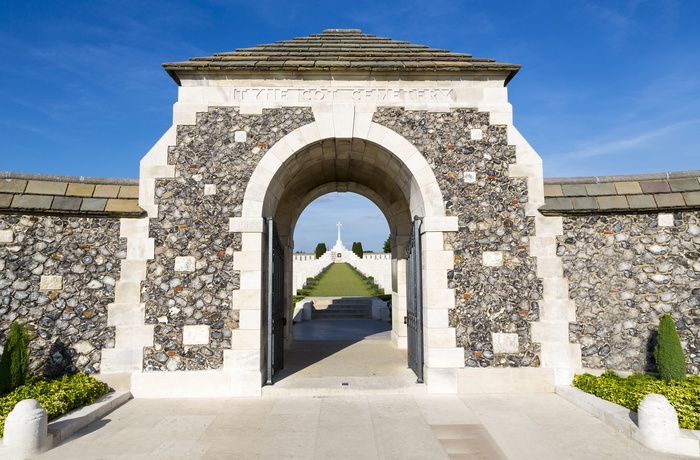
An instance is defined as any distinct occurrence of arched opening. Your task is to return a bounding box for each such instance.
[230,120,462,394]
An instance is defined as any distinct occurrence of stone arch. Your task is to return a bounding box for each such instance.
[229,116,464,393]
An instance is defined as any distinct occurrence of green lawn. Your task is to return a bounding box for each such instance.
[308,263,376,296]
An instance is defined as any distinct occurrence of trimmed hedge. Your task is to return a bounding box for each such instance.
[573,370,700,430]
[0,373,109,434]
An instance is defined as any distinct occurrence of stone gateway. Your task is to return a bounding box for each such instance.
[1,30,698,397]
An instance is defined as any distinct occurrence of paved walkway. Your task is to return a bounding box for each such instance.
[38,319,684,459]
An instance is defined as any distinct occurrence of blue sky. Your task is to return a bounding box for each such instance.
[1,1,699,252]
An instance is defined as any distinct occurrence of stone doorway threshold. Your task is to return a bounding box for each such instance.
[263,319,424,396]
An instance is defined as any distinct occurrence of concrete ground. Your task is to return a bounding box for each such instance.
[38,319,685,459]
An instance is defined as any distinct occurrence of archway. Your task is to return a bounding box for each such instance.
[229,119,463,392]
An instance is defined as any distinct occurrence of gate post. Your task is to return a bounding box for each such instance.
[420,216,464,393]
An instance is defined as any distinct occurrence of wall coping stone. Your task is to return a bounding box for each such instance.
[542,170,700,215]
[0,172,142,218]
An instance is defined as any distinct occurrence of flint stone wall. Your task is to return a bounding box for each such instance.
[0,215,124,375]
[559,212,700,374]
[141,107,315,371]
[373,108,542,368]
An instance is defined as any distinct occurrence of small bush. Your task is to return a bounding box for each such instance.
[654,314,687,381]
[0,373,109,433]
[573,371,700,430]
[0,322,29,394]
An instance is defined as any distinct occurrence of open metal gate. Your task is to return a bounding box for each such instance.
[406,216,424,383]
[265,217,285,385]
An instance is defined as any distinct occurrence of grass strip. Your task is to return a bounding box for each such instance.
[307,263,376,297]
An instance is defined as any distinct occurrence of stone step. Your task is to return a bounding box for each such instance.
[312,306,372,319]
[261,376,427,396]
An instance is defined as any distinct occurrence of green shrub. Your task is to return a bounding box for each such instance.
[573,371,700,430]
[654,314,687,381]
[0,373,109,433]
[0,322,29,394]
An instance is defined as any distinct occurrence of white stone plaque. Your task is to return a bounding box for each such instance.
[463,171,476,183]
[470,129,483,140]
[204,184,217,196]
[39,275,63,291]
[174,256,196,272]
[482,251,503,267]
[492,332,519,353]
[0,229,13,243]
[658,213,674,227]
[183,325,210,345]
[234,131,247,143]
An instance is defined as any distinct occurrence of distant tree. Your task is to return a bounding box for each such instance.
[352,242,363,258]
[383,235,391,253]
[314,243,327,259]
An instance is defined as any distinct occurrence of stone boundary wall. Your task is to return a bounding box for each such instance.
[0,172,142,217]
[0,174,138,376]
[543,171,700,375]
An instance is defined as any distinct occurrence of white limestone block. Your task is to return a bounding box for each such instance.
[463,171,476,183]
[0,229,13,243]
[2,399,49,457]
[492,332,519,353]
[482,251,503,267]
[204,184,217,195]
[183,325,209,345]
[174,256,196,272]
[229,217,264,233]
[470,129,483,140]
[234,130,247,143]
[39,275,63,291]
[422,216,459,232]
[658,213,674,227]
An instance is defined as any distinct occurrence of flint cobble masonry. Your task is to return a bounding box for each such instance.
[0,215,123,375]
[373,108,542,368]
[141,107,315,371]
[559,212,700,374]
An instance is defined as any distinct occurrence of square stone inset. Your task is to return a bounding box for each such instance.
[470,129,483,140]
[40,275,63,291]
[658,213,674,227]
[463,171,476,183]
[234,131,247,143]
[482,251,503,267]
[492,332,519,353]
[183,325,210,345]
[204,184,217,196]
[0,229,13,243]
[174,256,196,272]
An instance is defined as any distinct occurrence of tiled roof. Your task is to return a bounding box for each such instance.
[0,173,143,217]
[163,29,520,84]
[541,171,700,215]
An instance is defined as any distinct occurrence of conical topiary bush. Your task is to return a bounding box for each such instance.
[654,314,686,381]
[0,321,30,393]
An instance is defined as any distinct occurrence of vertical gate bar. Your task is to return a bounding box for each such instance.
[413,216,424,383]
[266,217,273,385]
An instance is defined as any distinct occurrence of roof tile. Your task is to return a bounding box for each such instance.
[163,29,520,82]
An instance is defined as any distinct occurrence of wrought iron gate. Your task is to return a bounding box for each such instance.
[265,217,285,385]
[406,216,424,383]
